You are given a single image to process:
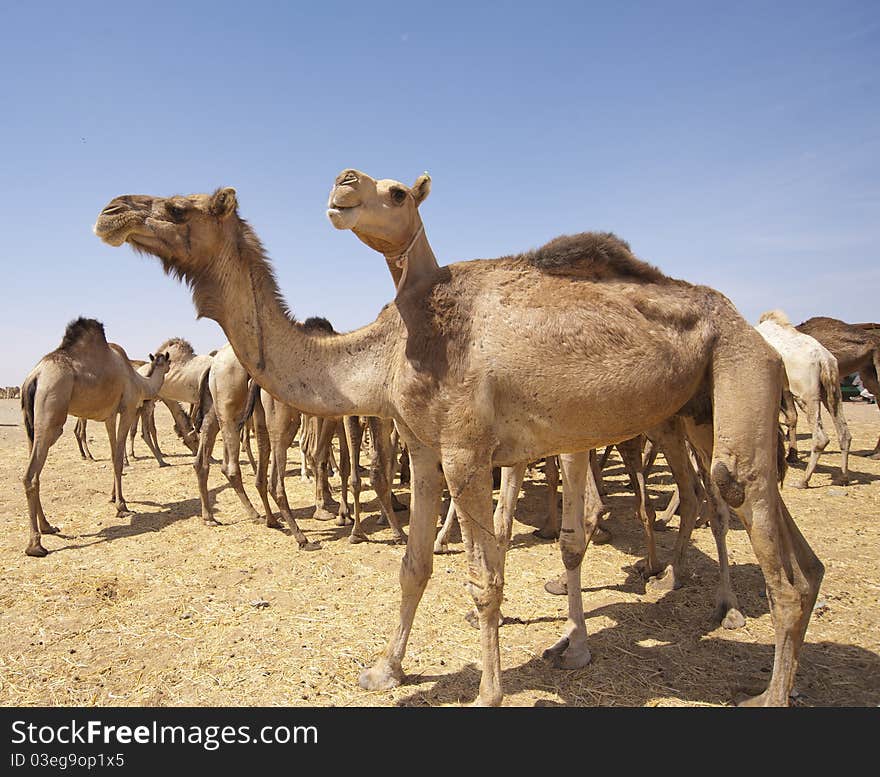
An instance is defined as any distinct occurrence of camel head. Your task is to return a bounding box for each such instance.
[326,169,431,256]
[94,188,240,279]
[142,351,172,379]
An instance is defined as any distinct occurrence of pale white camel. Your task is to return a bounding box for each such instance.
[756,310,851,487]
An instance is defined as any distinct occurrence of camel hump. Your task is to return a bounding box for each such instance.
[303,316,336,334]
[524,232,666,282]
[758,309,792,327]
[59,317,106,351]
[155,337,195,357]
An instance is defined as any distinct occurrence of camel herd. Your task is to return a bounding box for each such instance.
[15,168,880,707]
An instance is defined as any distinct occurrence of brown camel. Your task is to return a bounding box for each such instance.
[327,170,743,629]
[95,186,822,707]
[796,316,880,458]
[20,318,169,556]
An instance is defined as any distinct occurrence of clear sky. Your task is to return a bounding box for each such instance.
[1,1,878,385]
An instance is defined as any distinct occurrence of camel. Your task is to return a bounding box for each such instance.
[796,316,880,459]
[327,170,742,630]
[20,318,169,556]
[756,311,851,487]
[95,186,822,707]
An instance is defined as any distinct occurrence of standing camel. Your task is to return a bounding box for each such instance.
[20,318,169,556]
[756,310,851,487]
[326,169,743,629]
[95,186,822,707]
[796,316,880,459]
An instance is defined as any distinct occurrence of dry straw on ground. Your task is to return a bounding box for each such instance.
[0,399,878,706]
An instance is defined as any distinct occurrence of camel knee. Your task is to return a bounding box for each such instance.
[399,551,432,593]
[559,528,587,570]
[467,575,503,615]
[711,459,745,508]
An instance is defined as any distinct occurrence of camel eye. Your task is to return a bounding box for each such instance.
[390,188,407,204]
[166,202,187,220]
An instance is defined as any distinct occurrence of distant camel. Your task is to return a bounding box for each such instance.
[757,310,851,487]
[797,316,880,458]
[20,318,169,556]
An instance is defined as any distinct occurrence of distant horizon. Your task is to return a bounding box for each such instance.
[2,1,878,385]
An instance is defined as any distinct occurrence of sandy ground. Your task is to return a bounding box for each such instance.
[0,397,878,707]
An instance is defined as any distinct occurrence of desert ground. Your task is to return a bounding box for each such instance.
[1,397,878,707]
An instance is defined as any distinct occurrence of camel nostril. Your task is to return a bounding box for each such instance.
[101,202,127,216]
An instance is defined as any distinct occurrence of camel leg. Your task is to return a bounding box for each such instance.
[252,395,275,528]
[342,416,366,540]
[440,447,505,706]
[311,418,338,521]
[266,407,300,529]
[542,452,592,669]
[781,387,799,464]
[433,498,458,554]
[163,399,199,455]
[140,401,169,467]
[74,418,94,461]
[22,397,65,555]
[108,410,135,516]
[335,421,352,526]
[218,409,260,521]
[656,483,680,527]
[359,439,444,693]
[858,364,880,457]
[824,389,851,485]
[127,407,139,460]
[712,349,823,706]
[368,417,407,544]
[793,398,829,489]
[618,436,661,578]
[242,420,257,476]
[534,455,560,539]
[194,408,221,526]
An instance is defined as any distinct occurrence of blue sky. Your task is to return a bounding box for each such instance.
[1,1,878,385]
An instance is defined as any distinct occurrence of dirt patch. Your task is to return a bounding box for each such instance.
[1,398,878,706]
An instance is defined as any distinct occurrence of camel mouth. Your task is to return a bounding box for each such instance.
[93,220,131,247]
[326,203,360,230]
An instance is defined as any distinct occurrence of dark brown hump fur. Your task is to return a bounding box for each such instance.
[59,317,107,351]
[303,316,336,334]
[522,232,667,283]
[155,337,195,356]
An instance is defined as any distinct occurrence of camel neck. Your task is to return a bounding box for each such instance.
[384,227,439,292]
[190,229,394,417]
[134,367,167,400]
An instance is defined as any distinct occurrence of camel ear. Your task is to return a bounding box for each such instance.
[165,351,170,361]
[211,187,238,218]
[412,173,431,207]
[149,353,155,361]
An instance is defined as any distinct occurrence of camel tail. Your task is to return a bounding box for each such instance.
[776,426,788,485]
[192,368,213,433]
[238,380,260,433]
[819,358,844,417]
[21,375,37,444]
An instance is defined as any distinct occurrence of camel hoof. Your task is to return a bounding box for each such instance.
[358,659,403,691]
[554,643,592,670]
[645,566,680,592]
[266,518,283,529]
[298,540,322,551]
[789,478,808,489]
[652,518,672,532]
[376,514,389,526]
[116,505,133,518]
[736,690,786,707]
[831,475,850,486]
[785,450,799,464]
[349,532,368,545]
[433,541,449,554]
[544,575,568,596]
[721,608,746,630]
[41,523,60,535]
[203,518,221,527]
[313,507,336,522]
[335,515,352,527]
[592,525,612,545]
[26,543,49,557]
[158,461,171,468]
[532,527,559,541]
[392,532,408,545]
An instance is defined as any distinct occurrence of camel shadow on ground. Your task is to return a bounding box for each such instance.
[392,592,880,706]
[45,486,231,554]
